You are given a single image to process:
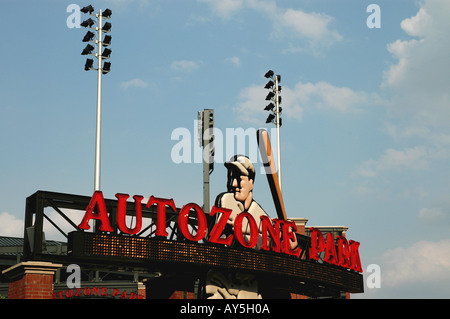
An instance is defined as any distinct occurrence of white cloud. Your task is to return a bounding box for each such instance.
[272,8,342,50]
[197,0,244,19]
[170,60,201,72]
[400,7,431,37]
[105,0,153,10]
[199,0,342,50]
[356,0,450,183]
[381,239,450,289]
[382,0,450,128]
[235,85,267,125]
[419,207,444,222]
[357,146,429,177]
[289,81,369,113]
[234,81,370,124]
[120,78,149,90]
[0,212,24,237]
[418,194,450,226]
[224,56,241,67]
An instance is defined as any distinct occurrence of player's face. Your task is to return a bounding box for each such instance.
[228,170,253,202]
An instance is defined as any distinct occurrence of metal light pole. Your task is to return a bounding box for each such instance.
[274,74,281,189]
[198,109,215,214]
[264,70,282,190]
[94,10,103,192]
[80,6,112,191]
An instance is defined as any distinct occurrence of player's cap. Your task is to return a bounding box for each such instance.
[225,155,255,178]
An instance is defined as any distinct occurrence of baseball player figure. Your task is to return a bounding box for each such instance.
[205,155,269,299]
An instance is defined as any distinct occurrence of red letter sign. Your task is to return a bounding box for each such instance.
[178,203,207,241]
[349,240,363,272]
[337,235,350,268]
[309,227,325,261]
[234,212,258,249]
[260,216,281,253]
[324,232,338,265]
[281,220,301,258]
[116,193,143,235]
[208,206,233,246]
[146,196,176,237]
[78,191,113,232]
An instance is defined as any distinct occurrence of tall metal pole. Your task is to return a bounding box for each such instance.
[275,75,281,190]
[199,109,214,214]
[94,10,103,191]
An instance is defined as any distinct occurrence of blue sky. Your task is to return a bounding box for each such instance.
[1,0,450,298]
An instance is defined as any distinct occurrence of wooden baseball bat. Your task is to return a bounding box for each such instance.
[257,129,287,221]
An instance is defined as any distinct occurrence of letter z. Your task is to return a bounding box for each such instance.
[208,206,233,246]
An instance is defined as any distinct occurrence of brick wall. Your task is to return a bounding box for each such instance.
[169,290,195,299]
[8,272,54,299]
[2,261,61,299]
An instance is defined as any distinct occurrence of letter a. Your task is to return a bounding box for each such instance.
[66,4,81,29]
[366,264,381,288]
[309,227,325,261]
[366,4,381,29]
[66,264,81,289]
[78,191,113,232]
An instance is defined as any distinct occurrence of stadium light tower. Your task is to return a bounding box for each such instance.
[263,70,282,190]
[80,5,112,191]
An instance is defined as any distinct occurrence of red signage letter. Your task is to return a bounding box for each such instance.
[208,206,233,246]
[146,196,176,237]
[260,216,281,253]
[309,227,325,261]
[324,232,338,265]
[78,191,113,232]
[234,212,258,249]
[178,203,207,242]
[337,235,350,268]
[281,220,301,258]
[349,240,363,272]
[116,193,143,235]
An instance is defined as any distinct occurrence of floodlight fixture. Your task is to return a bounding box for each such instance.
[264,103,275,111]
[102,62,111,74]
[84,58,94,71]
[102,35,112,46]
[81,18,95,28]
[82,31,95,42]
[102,9,112,18]
[101,48,112,59]
[264,70,274,78]
[266,114,275,123]
[265,91,275,101]
[264,80,274,89]
[80,5,95,14]
[102,22,112,33]
[81,44,95,55]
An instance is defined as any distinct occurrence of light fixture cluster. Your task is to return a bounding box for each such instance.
[263,70,282,126]
[80,5,112,74]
